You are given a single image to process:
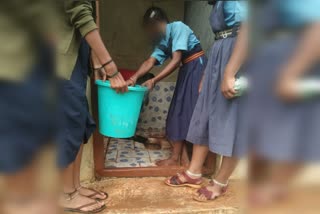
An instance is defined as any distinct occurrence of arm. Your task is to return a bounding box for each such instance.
[65,0,127,92]
[221,23,249,99]
[127,57,157,86]
[142,51,182,89]
[279,23,320,78]
[277,23,320,100]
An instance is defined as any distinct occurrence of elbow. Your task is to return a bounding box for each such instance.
[172,59,181,68]
[145,58,155,68]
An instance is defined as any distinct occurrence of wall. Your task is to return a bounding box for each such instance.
[99,0,184,82]
[184,1,215,54]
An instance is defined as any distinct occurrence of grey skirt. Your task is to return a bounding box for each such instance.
[187,37,244,157]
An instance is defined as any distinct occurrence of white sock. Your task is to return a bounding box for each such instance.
[186,170,202,178]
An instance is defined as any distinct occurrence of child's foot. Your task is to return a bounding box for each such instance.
[156,157,179,166]
[193,179,228,202]
[249,183,287,207]
[76,186,108,200]
[60,190,105,213]
[165,171,203,188]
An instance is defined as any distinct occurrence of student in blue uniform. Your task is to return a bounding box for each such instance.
[165,0,248,202]
[127,7,208,166]
[245,0,320,205]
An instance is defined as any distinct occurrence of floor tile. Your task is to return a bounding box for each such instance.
[105,161,117,168]
[149,150,172,163]
[116,158,139,167]
[117,149,149,158]
[105,149,117,162]
[134,141,146,150]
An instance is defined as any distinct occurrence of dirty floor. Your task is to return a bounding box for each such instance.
[79,177,243,214]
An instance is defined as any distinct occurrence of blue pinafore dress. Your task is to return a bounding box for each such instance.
[165,41,207,142]
[186,2,244,157]
[58,39,96,168]
[244,0,320,162]
[0,42,55,173]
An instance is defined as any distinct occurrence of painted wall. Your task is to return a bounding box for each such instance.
[99,0,184,82]
[184,1,215,54]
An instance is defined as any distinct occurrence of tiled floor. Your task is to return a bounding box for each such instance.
[104,138,172,168]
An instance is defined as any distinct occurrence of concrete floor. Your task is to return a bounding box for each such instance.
[83,177,242,214]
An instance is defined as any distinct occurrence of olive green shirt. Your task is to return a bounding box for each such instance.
[57,0,98,79]
[0,0,55,81]
[0,0,97,81]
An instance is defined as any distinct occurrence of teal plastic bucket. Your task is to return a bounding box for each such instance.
[96,80,148,138]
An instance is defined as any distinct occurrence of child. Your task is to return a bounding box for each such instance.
[245,0,320,205]
[127,7,207,166]
[165,0,248,202]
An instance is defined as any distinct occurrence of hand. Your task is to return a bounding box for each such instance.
[142,79,155,90]
[94,67,107,81]
[126,76,137,87]
[104,62,128,93]
[276,75,300,102]
[221,75,237,99]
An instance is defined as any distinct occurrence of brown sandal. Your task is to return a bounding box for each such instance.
[165,171,203,188]
[193,179,228,202]
[77,186,109,201]
[63,190,106,213]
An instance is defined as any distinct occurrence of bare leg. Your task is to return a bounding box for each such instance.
[188,144,210,175]
[215,156,239,184]
[180,143,190,167]
[60,151,104,211]
[165,144,209,185]
[250,162,301,206]
[73,145,107,200]
[195,156,238,201]
[156,140,184,166]
[3,161,61,214]
[4,165,36,198]
[61,161,76,193]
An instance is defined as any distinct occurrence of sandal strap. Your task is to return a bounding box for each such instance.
[63,190,79,201]
[169,172,202,185]
[170,174,183,185]
[77,186,108,199]
[181,171,202,184]
[197,187,213,200]
[75,201,100,210]
[86,188,103,198]
[76,186,83,191]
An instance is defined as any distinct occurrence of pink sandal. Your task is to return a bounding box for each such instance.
[165,171,203,188]
[193,179,228,202]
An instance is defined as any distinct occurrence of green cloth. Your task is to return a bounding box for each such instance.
[0,0,98,81]
[0,0,56,81]
[57,0,98,79]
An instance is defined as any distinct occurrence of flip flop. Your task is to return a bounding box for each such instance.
[64,203,106,213]
[77,186,109,201]
[165,171,203,188]
[62,190,107,213]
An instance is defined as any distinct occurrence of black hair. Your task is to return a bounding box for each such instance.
[143,7,169,27]
[208,0,218,6]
